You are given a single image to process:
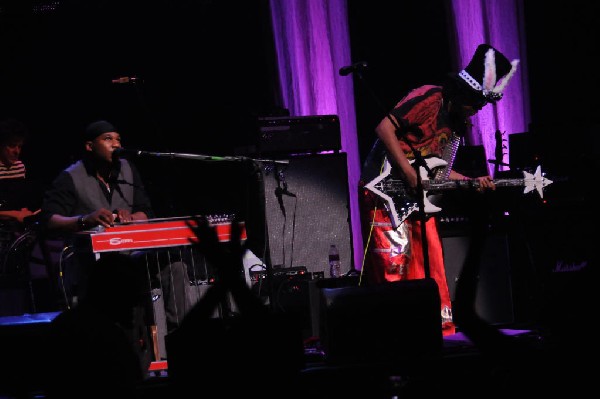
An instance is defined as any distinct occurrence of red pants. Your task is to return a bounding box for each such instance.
[360,190,455,336]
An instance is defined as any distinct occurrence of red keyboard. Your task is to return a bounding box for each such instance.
[77,215,246,253]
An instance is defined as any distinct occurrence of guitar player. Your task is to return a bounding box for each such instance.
[359,44,520,336]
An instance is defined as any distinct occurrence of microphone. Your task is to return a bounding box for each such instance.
[112,148,141,158]
[339,61,368,76]
[111,76,142,84]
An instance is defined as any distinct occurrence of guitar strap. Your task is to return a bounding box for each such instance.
[433,132,460,180]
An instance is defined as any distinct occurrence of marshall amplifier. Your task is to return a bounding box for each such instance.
[257,115,341,155]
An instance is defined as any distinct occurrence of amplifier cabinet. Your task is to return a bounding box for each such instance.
[257,114,340,155]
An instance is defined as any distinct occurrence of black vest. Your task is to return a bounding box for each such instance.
[65,159,134,215]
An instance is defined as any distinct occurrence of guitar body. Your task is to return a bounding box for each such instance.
[363,158,417,230]
[414,157,448,214]
[364,156,448,229]
[364,155,552,230]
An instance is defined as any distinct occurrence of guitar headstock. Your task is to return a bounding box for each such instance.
[522,166,553,198]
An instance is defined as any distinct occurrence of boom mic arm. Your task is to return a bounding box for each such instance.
[339,61,368,76]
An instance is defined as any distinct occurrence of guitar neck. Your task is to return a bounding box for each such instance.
[425,178,525,191]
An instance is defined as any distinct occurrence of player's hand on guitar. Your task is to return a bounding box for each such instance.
[474,175,496,191]
[399,162,419,189]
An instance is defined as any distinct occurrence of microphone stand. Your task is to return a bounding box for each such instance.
[123,150,290,164]
[352,68,433,279]
[254,159,292,312]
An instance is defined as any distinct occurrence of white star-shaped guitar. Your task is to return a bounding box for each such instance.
[365,156,553,229]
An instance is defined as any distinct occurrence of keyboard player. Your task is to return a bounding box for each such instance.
[39,120,193,363]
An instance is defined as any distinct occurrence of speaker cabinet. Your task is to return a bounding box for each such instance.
[442,233,514,325]
[318,279,443,365]
[262,153,354,276]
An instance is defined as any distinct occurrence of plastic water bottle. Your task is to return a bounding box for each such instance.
[328,244,341,278]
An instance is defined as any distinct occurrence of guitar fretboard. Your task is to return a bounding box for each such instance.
[423,178,527,191]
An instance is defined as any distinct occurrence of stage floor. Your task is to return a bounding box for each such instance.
[0,311,548,399]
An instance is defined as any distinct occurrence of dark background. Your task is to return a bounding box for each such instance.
[1,1,597,185]
[0,0,279,184]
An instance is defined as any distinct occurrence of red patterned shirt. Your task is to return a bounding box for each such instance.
[389,85,453,160]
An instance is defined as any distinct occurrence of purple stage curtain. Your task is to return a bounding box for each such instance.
[269,0,363,271]
[268,0,530,271]
[449,0,530,174]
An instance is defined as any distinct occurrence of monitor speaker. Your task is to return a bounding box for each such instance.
[442,233,514,325]
[318,279,443,365]
[261,153,353,276]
